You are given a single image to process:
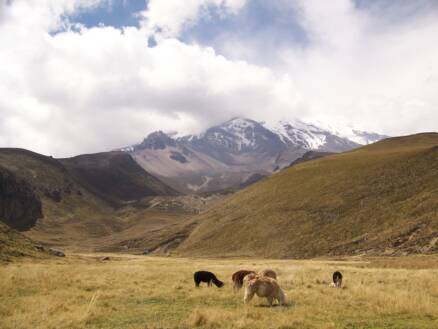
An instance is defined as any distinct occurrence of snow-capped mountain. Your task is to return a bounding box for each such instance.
[266,119,361,152]
[123,117,388,193]
[180,118,286,165]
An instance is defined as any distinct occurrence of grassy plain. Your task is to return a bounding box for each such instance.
[2,254,438,329]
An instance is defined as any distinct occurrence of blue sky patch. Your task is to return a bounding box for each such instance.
[72,0,147,28]
[180,0,308,47]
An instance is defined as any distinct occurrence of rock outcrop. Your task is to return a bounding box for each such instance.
[0,166,43,231]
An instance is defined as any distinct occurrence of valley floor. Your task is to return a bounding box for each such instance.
[1,254,438,329]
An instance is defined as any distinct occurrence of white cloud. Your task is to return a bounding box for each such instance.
[0,0,294,156]
[0,0,437,157]
[276,0,438,134]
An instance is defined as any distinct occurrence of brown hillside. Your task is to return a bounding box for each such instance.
[177,133,438,258]
[59,151,177,206]
[0,148,183,252]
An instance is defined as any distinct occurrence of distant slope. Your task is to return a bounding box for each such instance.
[0,148,96,205]
[0,148,216,253]
[0,148,180,252]
[59,151,177,206]
[0,148,92,234]
[239,173,267,189]
[177,133,438,258]
[0,148,127,250]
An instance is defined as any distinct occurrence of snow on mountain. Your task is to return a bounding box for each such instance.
[219,117,257,150]
[307,121,389,146]
[122,117,388,192]
[345,129,389,145]
[263,118,364,152]
[179,118,285,164]
[126,117,387,154]
[265,119,328,150]
[119,145,134,152]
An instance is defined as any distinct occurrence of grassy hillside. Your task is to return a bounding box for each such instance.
[0,148,117,235]
[177,133,438,258]
[0,222,45,262]
[0,148,176,207]
[0,148,78,201]
[0,148,187,253]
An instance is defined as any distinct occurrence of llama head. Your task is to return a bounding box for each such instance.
[278,290,286,305]
[215,279,224,288]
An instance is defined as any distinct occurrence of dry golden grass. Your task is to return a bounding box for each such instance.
[1,254,438,329]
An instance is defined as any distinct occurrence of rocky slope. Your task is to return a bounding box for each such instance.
[0,166,42,230]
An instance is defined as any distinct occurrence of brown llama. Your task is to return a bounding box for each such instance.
[232,270,256,290]
[244,276,286,306]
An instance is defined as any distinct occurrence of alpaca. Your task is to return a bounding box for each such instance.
[244,276,286,306]
[232,270,256,290]
[193,271,224,288]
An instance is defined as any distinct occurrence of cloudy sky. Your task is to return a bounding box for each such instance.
[1,0,437,157]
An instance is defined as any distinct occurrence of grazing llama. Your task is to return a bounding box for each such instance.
[330,271,343,288]
[193,271,224,288]
[244,276,286,306]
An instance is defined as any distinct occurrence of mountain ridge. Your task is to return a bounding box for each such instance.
[122,117,388,193]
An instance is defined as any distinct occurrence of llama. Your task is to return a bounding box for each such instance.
[244,276,286,306]
[330,271,343,288]
[193,271,224,288]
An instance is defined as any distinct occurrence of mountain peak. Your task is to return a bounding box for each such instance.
[135,131,176,151]
[221,117,258,127]
[198,116,281,155]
